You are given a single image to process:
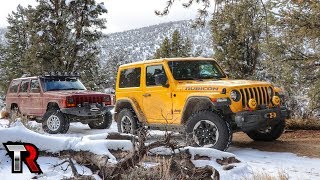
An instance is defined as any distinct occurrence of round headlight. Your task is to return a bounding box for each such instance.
[230,90,240,102]
[267,87,273,96]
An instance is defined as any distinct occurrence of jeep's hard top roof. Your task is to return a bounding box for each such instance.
[119,57,216,68]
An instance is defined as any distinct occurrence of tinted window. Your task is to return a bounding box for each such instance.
[119,68,141,88]
[146,65,167,86]
[168,60,226,80]
[20,80,29,93]
[30,80,41,93]
[9,80,20,93]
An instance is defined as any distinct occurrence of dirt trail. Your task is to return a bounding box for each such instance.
[232,130,320,158]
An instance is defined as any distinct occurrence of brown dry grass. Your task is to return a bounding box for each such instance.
[286,118,320,130]
[120,157,173,180]
[243,170,289,180]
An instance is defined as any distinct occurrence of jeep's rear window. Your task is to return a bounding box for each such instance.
[9,80,20,93]
[41,77,86,91]
[119,68,141,88]
[167,60,226,80]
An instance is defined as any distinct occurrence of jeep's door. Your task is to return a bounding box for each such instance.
[27,79,43,116]
[18,80,30,114]
[143,64,173,123]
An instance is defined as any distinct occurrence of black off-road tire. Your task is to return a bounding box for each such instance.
[42,110,69,134]
[88,112,112,129]
[9,106,21,122]
[117,108,138,135]
[186,110,232,151]
[246,118,285,141]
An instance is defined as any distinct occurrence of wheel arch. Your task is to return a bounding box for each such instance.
[114,98,146,123]
[181,97,215,124]
[10,103,19,110]
[46,101,60,111]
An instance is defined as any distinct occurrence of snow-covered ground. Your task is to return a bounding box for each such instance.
[1,119,320,179]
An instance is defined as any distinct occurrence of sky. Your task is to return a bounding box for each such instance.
[0,0,202,33]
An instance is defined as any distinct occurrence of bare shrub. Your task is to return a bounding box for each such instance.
[286,118,320,130]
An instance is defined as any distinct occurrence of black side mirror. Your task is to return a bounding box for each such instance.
[155,74,169,88]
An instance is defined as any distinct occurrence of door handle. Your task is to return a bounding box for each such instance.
[143,93,151,97]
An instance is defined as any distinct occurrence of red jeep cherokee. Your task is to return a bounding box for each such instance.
[5,75,114,134]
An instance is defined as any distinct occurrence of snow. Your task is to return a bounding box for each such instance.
[65,0,77,6]
[222,23,230,30]
[0,150,95,180]
[98,3,107,11]
[230,147,320,179]
[37,31,44,37]
[0,119,320,179]
[0,120,133,162]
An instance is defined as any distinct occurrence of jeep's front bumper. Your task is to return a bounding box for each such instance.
[61,105,114,120]
[234,106,288,132]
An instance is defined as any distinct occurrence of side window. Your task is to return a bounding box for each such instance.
[9,80,20,93]
[119,68,141,88]
[30,80,41,93]
[146,65,167,86]
[20,80,30,93]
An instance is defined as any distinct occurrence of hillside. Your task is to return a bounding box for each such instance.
[0,20,213,63]
[99,20,212,62]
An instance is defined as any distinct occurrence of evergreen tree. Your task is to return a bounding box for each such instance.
[264,0,320,116]
[0,0,107,91]
[0,5,32,91]
[211,0,264,78]
[100,49,131,89]
[153,30,192,59]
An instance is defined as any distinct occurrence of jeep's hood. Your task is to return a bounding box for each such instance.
[44,90,107,97]
[176,79,271,92]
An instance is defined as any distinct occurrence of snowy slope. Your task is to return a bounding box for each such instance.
[99,20,212,62]
[0,20,213,64]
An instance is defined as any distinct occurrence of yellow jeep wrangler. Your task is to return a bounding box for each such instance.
[114,58,287,151]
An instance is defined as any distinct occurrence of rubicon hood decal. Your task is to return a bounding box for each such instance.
[185,87,219,91]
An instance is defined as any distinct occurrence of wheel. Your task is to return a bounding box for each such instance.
[9,106,21,122]
[88,112,112,129]
[246,118,285,141]
[117,108,138,134]
[186,110,232,151]
[42,110,69,134]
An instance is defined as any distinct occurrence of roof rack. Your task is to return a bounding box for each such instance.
[40,72,80,78]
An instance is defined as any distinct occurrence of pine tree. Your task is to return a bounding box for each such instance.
[0,5,32,91]
[100,49,130,89]
[211,0,264,79]
[0,0,107,91]
[153,30,193,59]
[264,0,320,116]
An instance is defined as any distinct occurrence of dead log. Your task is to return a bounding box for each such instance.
[171,149,220,180]
[106,132,138,141]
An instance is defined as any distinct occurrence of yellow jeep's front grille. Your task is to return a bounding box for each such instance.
[239,87,271,108]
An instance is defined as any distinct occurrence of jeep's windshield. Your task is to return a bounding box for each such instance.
[167,60,226,80]
[41,77,86,91]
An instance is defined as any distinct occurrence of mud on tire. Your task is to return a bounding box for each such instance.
[88,111,112,129]
[186,110,232,151]
[42,110,69,134]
